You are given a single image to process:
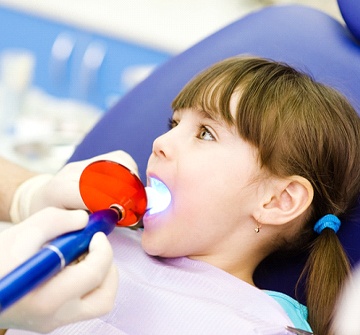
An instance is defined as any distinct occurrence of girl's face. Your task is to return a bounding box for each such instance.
[143,96,265,262]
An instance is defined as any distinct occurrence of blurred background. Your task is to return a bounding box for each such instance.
[0,0,342,172]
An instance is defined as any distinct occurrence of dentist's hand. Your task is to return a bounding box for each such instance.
[0,207,118,333]
[334,265,360,335]
[10,150,139,223]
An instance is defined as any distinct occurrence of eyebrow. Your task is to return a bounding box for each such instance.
[197,107,235,130]
[198,108,214,119]
[191,107,223,124]
[173,107,221,124]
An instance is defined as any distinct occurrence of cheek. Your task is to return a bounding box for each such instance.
[174,184,216,217]
[141,184,254,257]
[172,187,234,231]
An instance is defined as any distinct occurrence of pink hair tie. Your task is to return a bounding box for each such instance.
[314,214,341,234]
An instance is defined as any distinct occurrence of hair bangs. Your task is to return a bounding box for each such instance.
[171,62,249,124]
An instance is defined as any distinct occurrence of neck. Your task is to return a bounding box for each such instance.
[188,240,269,287]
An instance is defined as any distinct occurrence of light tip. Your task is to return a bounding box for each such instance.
[145,178,171,214]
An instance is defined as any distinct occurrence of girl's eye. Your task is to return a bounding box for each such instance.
[198,126,215,141]
[168,118,178,130]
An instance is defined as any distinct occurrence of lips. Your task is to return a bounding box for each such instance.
[146,177,172,215]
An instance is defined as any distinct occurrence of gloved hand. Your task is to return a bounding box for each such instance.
[0,207,118,333]
[10,150,139,223]
[334,265,360,335]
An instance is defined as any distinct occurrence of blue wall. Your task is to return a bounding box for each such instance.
[0,6,171,110]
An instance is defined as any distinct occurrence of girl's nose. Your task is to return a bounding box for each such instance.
[152,131,171,158]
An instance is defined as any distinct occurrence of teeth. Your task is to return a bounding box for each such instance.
[145,178,171,214]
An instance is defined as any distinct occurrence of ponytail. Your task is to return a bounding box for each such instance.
[300,217,351,335]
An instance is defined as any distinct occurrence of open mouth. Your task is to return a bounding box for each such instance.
[145,177,172,215]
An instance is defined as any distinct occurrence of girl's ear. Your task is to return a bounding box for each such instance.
[254,176,314,226]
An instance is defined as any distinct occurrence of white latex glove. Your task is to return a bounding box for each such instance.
[334,266,360,335]
[0,207,118,333]
[10,150,139,223]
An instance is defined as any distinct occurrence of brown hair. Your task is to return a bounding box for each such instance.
[172,56,360,335]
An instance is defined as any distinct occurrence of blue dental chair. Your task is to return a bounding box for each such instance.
[68,0,360,302]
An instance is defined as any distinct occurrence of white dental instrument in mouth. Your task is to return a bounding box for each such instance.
[146,178,172,215]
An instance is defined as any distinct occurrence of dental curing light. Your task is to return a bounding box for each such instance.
[80,160,171,218]
[0,160,170,312]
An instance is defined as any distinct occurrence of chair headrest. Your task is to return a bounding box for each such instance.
[338,0,360,41]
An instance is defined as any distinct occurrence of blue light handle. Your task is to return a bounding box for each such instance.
[0,208,119,313]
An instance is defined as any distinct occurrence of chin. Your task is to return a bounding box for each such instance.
[141,237,179,258]
[141,235,163,256]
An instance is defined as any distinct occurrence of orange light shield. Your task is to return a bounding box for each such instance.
[79,160,147,226]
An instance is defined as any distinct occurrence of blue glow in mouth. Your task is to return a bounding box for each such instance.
[145,178,172,215]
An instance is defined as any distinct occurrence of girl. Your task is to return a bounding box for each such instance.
[7,56,360,335]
